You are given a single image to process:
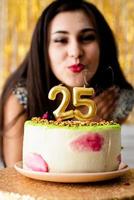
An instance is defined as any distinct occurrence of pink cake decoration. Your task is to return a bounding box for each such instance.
[24,152,49,172]
[70,133,104,152]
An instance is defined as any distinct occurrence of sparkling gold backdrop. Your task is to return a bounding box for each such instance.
[0,0,134,123]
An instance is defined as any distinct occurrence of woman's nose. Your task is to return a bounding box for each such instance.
[68,41,83,59]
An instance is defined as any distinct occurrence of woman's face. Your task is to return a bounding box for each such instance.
[48,10,100,87]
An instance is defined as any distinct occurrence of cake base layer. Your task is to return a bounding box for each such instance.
[23,119,121,173]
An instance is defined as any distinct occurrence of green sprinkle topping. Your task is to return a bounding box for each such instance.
[25,117,120,129]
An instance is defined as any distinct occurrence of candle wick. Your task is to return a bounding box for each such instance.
[83,68,89,88]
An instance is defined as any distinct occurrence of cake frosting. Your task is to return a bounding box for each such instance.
[23,118,121,173]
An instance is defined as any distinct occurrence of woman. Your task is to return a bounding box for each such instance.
[0,0,134,167]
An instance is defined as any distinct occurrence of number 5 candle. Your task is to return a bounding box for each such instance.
[73,87,96,120]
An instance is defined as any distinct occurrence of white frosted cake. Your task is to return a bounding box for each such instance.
[23,118,121,173]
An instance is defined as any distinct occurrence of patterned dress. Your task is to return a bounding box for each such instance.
[13,81,28,110]
[12,81,134,122]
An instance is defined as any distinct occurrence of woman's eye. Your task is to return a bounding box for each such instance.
[54,38,68,44]
[80,34,96,43]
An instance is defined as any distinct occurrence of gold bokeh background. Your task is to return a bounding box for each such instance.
[0,0,134,123]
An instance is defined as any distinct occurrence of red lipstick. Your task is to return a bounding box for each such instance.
[69,64,85,73]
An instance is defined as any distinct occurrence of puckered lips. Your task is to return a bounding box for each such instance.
[69,63,85,73]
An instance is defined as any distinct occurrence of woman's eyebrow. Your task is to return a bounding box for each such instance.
[52,31,68,35]
[81,28,96,33]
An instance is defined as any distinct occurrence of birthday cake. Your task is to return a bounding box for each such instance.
[23,118,121,173]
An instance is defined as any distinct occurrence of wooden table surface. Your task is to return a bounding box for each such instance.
[0,167,134,200]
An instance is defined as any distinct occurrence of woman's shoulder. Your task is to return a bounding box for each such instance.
[3,90,26,128]
[118,88,134,106]
[112,88,134,122]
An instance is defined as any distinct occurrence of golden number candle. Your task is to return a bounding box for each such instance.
[48,85,97,121]
[48,85,74,120]
[73,87,97,121]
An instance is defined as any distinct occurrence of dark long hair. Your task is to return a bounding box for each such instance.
[0,0,132,131]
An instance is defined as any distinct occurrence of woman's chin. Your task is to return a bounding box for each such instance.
[63,80,86,88]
